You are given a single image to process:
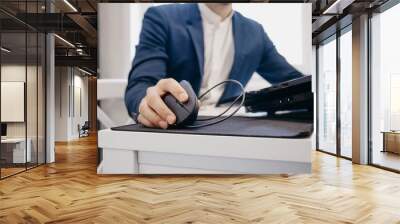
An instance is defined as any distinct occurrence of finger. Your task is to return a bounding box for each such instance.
[137,114,155,128]
[157,78,188,102]
[139,99,168,129]
[146,87,176,125]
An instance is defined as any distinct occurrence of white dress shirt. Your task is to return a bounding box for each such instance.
[198,3,235,106]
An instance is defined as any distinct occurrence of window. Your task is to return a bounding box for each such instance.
[318,36,337,154]
[370,2,400,171]
[317,25,353,159]
[339,28,352,158]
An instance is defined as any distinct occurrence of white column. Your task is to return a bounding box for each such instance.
[54,67,74,141]
[352,14,369,164]
[311,45,317,150]
[46,33,55,163]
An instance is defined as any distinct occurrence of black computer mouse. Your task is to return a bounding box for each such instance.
[163,80,199,127]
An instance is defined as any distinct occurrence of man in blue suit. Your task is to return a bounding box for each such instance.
[125,3,303,129]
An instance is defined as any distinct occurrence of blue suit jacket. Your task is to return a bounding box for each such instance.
[125,3,302,115]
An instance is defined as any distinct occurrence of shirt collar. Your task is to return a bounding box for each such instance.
[198,3,233,25]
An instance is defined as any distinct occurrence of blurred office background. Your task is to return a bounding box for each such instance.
[0,0,97,179]
[314,0,400,171]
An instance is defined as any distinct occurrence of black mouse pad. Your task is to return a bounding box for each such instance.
[111,116,313,139]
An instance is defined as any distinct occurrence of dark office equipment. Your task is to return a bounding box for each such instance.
[79,121,90,138]
[1,123,7,137]
[244,76,313,120]
[163,80,200,126]
[162,80,245,128]
[113,116,313,139]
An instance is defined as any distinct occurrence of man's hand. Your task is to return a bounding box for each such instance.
[137,78,189,129]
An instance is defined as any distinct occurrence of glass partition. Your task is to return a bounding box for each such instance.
[26,0,46,169]
[38,32,46,165]
[1,30,28,177]
[27,30,38,169]
[0,1,46,179]
[370,3,400,171]
[339,28,352,158]
[317,36,337,155]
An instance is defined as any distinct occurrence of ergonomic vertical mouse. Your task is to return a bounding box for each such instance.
[162,80,200,127]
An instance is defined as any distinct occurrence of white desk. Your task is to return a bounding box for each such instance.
[1,138,32,163]
[97,129,312,174]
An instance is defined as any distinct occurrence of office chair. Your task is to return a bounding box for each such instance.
[79,121,90,138]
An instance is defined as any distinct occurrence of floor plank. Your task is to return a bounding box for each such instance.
[1,135,400,224]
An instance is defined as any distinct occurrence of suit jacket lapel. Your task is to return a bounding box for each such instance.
[220,12,244,102]
[230,12,244,81]
[186,4,204,78]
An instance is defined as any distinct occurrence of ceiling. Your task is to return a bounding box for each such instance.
[0,0,97,73]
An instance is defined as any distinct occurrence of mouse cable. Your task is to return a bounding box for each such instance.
[184,79,246,128]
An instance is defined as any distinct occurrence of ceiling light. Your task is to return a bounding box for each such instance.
[1,47,11,53]
[63,0,78,12]
[54,34,75,48]
[76,48,86,56]
[78,67,93,76]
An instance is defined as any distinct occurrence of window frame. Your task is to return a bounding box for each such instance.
[367,0,400,173]
[315,23,353,161]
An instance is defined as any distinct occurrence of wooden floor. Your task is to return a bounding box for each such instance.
[1,163,45,178]
[0,167,26,178]
[1,135,400,224]
[372,150,400,171]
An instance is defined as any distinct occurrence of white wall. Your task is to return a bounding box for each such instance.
[55,67,68,141]
[1,63,47,164]
[1,65,38,137]
[1,65,26,140]
[98,4,143,128]
[235,4,311,91]
[75,74,89,124]
[71,74,89,138]
[233,4,311,74]
[54,67,89,141]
